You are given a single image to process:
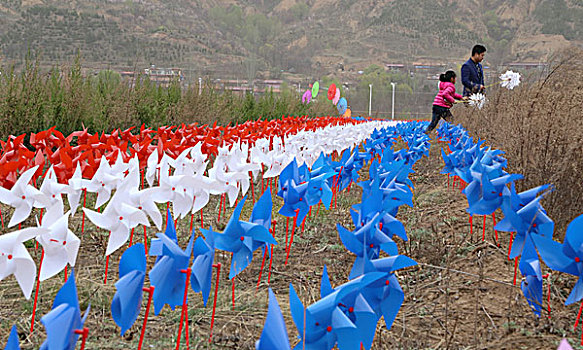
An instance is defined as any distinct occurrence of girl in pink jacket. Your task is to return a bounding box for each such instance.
[425,70,466,133]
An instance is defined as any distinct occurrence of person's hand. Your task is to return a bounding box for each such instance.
[462,96,469,101]
[479,84,485,91]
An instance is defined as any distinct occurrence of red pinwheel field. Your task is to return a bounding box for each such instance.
[0,110,582,350]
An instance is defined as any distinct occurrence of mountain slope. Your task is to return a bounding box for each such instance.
[0,0,581,78]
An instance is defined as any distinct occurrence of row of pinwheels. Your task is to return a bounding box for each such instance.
[0,116,367,189]
[438,122,583,323]
[1,119,398,348]
[256,122,431,349]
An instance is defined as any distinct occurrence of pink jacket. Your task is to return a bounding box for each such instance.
[433,81,463,108]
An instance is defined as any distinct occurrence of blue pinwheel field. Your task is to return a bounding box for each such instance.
[1,120,582,349]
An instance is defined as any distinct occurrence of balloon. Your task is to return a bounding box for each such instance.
[302,90,312,104]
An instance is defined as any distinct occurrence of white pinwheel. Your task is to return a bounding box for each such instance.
[468,93,486,110]
[208,152,243,207]
[499,70,521,90]
[145,149,159,187]
[35,202,80,281]
[116,160,164,230]
[86,156,119,208]
[67,163,91,215]
[0,227,48,298]
[36,166,68,211]
[0,165,48,227]
[83,195,150,256]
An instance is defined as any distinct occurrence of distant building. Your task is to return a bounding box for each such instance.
[385,64,405,71]
[144,65,183,87]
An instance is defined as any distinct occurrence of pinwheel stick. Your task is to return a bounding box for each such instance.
[176,268,192,350]
[81,189,87,233]
[209,263,222,343]
[129,227,135,247]
[138,285,155,350]
[74,327,89,350]
[143,226,149,256]
[574,300,583,330]
[256,245,268,291]
[0,207,4,228]
[30,249,45,333]
[231,277,236,310]
[493,213,498,246]
[249,171,255,203]
[469,215,473,236]
[200,209,204,229]
[507,232,514,261]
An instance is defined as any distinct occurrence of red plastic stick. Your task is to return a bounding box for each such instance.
[469,215,473,235]
[104,254,110,285]
[30,249,45,333]
[231,277,236,310]
[74,327,89,350]
[189,213,194,233]
[176,268,192,350]
[143,226,148,256]
[249,171,255,203]
[257,245,268,290]
[574,300,583,330]
[81,189,87,233]
[64,265,68,282]
[138,286,155,350]
[285,210,299,265]
[209,263,221,343]
[508,232,514,261]
[200,209,204,229]
[492,213,498,245]
[129,227,135,247]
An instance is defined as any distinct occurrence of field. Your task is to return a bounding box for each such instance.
[1,50,583,350]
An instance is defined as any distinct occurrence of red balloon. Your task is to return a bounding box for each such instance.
[327,84,336,100]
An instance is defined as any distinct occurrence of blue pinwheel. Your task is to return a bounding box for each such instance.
[463,166,522,216]
[305,172,335,209]
[533,214,583,305]
[4,325,20,350]
[518,235,543,316]
[278,180,310,226]
[190,232,215,307]
[310,153,335,178]
[209,195,277,279]
[496,191,554,260]
[149,211,194,315]
[288,272,384,350]
[255,288,291,350]
[39,269,90,350]
[111,243,147,335]
[338,213,398,279]
[320,266,380,350]
[357,255,417,331]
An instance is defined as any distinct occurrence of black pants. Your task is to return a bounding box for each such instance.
[426,105,453,133]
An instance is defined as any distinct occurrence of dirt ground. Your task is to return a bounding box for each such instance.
[0,138,581,349]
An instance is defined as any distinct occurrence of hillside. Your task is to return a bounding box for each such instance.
[0,0,581,80]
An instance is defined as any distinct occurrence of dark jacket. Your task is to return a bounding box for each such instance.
[461,58,484,96]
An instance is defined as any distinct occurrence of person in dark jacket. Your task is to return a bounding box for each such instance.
[461,45,486,96]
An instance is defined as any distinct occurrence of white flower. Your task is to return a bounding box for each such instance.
[468,93,486,110]
[499,70,521,90]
